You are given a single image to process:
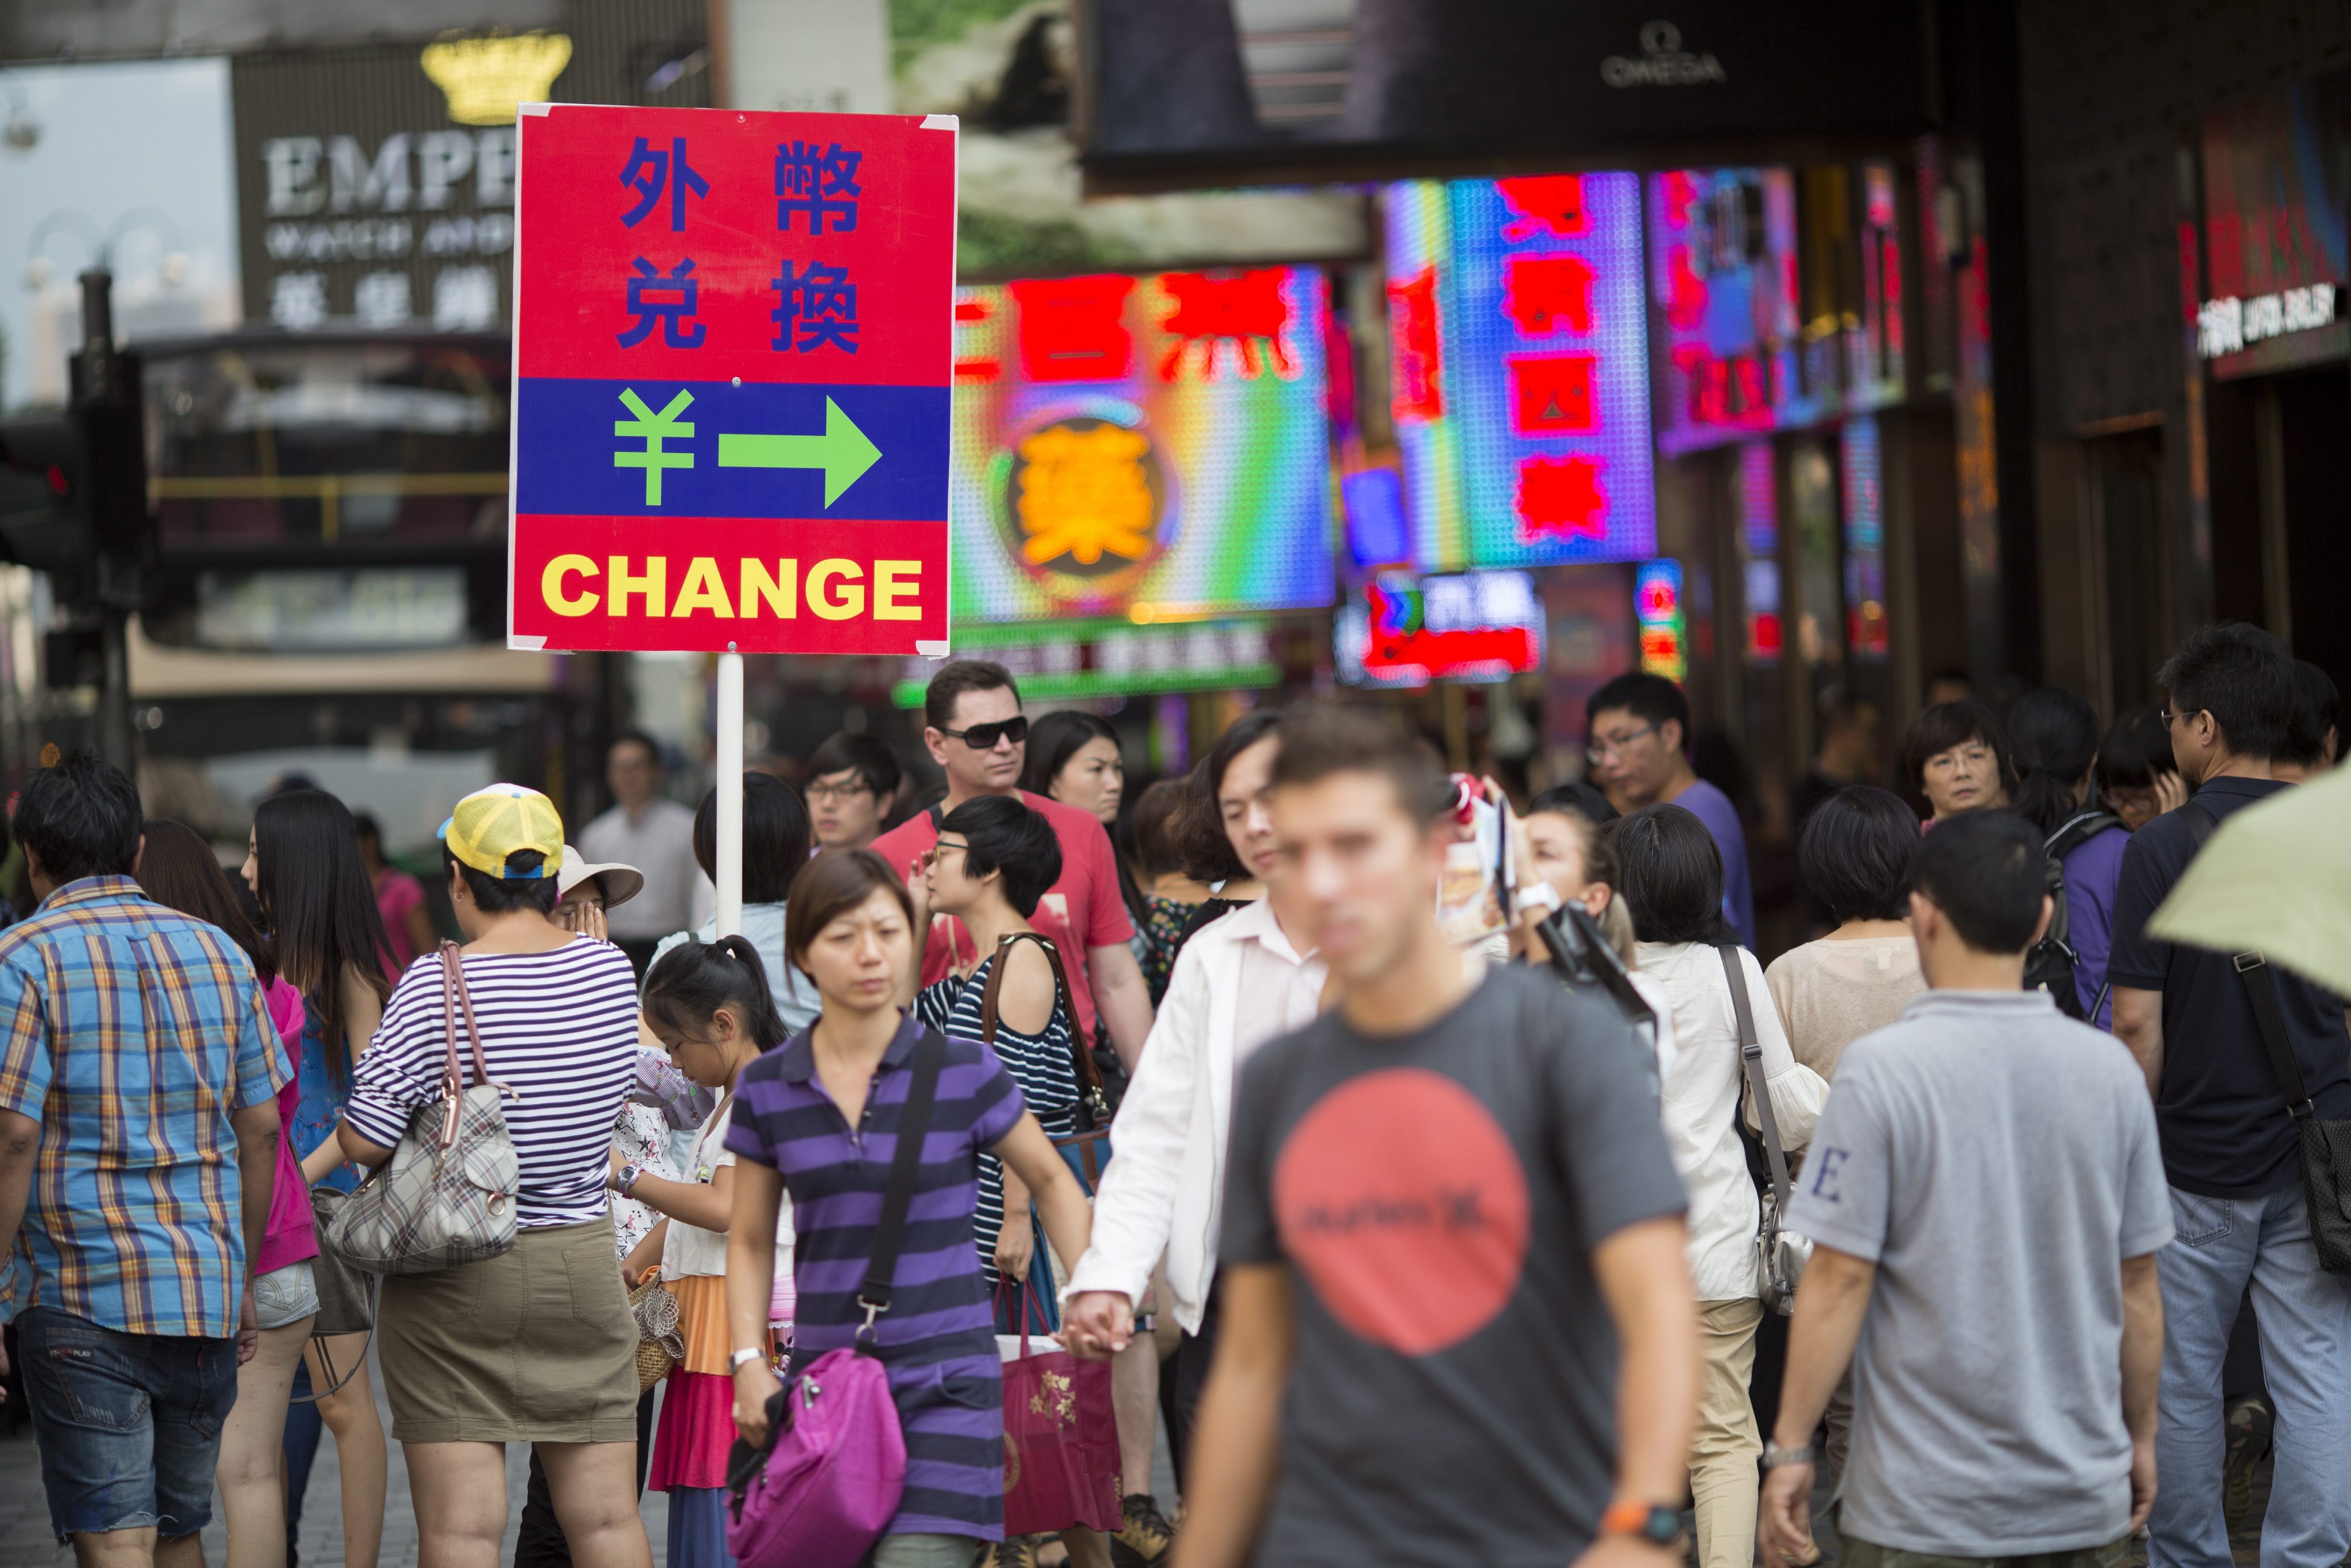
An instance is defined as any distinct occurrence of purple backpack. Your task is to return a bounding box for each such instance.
[727,1028,946,1568]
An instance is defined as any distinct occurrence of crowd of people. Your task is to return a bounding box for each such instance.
[0,619,2341,1568]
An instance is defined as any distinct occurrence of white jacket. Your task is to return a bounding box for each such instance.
[1638,941,1830,1302]
[1062,898,1324,1333]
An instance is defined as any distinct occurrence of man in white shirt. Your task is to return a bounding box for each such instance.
[576,731,712,973]
[1063,880,1327,1480]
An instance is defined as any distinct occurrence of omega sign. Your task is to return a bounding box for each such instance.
[1601,21,1728,88]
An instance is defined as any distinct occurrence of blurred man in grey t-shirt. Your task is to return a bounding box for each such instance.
[1760,812,2171,1568]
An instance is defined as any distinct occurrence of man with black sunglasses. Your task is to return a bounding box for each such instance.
[871,661,1154,1073]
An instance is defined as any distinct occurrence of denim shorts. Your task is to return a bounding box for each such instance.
[15,1306,238,1540]
[253,1259,320,1331]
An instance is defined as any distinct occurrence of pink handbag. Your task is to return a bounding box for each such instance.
[727,1027,946,1568]
[726,1352,906,1568]
[996,1286,1122,1538]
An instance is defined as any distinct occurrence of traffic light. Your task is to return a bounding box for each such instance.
[0,270,152,611]
[0,409,98,604]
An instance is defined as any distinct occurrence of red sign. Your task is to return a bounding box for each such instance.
[507,104,957,655]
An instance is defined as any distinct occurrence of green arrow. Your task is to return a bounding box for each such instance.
[716,397,883,507]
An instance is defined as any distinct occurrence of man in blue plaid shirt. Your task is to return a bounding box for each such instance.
[0,752,285,1563]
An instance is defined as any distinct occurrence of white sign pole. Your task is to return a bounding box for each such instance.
[715,651,744,939]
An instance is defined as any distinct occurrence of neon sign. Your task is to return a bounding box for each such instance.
[1635,558,1687,682]
[1336,569,1543,688]
[949,268,1334,623]
[1381,173,1655,570]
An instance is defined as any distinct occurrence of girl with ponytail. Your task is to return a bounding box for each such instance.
[626,936,795,1568]
[2008,686,2132,1025]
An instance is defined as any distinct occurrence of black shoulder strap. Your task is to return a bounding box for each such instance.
[2046,810,2123,860]
[928,804,945,833]
[981,932,1109,1123]
[1719,945,1792,1210]
[856,1024,948,1342]
[2179,802,2316,1118]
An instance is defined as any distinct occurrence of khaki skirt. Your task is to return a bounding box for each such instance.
[378,1218,638,1444]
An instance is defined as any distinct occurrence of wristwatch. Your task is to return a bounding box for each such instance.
[729,1346,765,1371]
[1763,1441,1818,1469]
[1599,1503,1684,1549]
[613,1162,646,1196]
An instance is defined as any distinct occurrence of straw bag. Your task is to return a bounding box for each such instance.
[630,1270,684,1392]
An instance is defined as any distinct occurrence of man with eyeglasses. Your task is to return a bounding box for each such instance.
[871,660,1154,1070]
[1585,672,1756,948]
[805,731,902,851]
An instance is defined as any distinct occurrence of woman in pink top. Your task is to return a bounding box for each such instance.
[355,810,437,976]
[137,820,321,1568]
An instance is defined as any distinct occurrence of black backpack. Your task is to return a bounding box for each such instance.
[2023,809,2123,1019]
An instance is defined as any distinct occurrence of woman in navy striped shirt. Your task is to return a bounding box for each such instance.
[910,795,1083,1332]
[723,849,1094,1567]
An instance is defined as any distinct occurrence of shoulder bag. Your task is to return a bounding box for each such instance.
[2180,805,2351,1273]
[321,941,521,1276]
[726,1026,949,1568]
[981,932,1114,1188]
[1721,945,1810,1314]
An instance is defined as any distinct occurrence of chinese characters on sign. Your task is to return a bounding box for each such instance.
[508,104,956,657]
[948,268,1334,624]
[1382,173,1656,571]
[1336,570,1544,688]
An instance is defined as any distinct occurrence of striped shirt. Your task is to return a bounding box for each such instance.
[344,938,639,1229]
[727,1011,1026,1542]
[915,954,1078,1284]
[0,876,285,1339]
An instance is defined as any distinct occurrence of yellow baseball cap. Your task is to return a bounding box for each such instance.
[439,783,565,879]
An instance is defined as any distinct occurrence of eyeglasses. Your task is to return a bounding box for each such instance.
[805,778,873,805]
[937,715,1028,751]
[1585,721,1660,766]
[2159,708,2198,729]
[925,837,970,866]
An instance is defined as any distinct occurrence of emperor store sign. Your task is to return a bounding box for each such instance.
[259,130,517,269]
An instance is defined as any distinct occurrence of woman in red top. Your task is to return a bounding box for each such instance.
[355,810,437,976]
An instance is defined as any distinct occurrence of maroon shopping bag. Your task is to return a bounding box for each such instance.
[996,1286,1122,1536]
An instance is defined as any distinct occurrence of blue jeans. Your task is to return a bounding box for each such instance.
[2148,1186,2351,1568]
[15,1305,238,1541]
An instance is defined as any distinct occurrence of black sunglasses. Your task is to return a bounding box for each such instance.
[938,715,1029,750]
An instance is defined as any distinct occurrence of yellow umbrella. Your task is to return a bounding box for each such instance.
[2147,766,2351,994]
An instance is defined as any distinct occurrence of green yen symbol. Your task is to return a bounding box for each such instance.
[613,387,696,506]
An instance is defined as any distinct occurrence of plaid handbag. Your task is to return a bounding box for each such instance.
[323,941,522,1276]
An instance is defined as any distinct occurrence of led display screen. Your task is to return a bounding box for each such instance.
[1648,163,1904,454]
[948,267,1334,623]
[1382,173,1656,572]
[1336,568,1542,688]
[894,618,1280,706]
[1635,558,1687,682]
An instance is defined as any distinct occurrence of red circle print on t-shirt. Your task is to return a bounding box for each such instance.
[1271,1066,1531,1355]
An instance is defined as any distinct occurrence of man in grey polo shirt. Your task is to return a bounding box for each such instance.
[1759,810,2171,1568]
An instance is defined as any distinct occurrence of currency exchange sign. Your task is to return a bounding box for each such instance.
[507,105,957,655]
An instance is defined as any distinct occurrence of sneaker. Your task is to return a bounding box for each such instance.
[2222,1396,2272,1535]
[1112,1493,1174,1568]
[993,1536,1041,1568]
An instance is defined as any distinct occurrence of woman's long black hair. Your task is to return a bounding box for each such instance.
[2008,686,2101,838]
[139,819,275,986]
[642,934,790,1053]
[251,789,393,1086]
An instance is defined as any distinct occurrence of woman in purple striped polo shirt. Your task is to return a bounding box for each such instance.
[721,849,1095,1568]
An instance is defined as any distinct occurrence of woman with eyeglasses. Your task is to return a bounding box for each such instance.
[1903,700,2014,826]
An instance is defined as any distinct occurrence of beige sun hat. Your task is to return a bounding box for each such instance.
[557,844,645,910]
